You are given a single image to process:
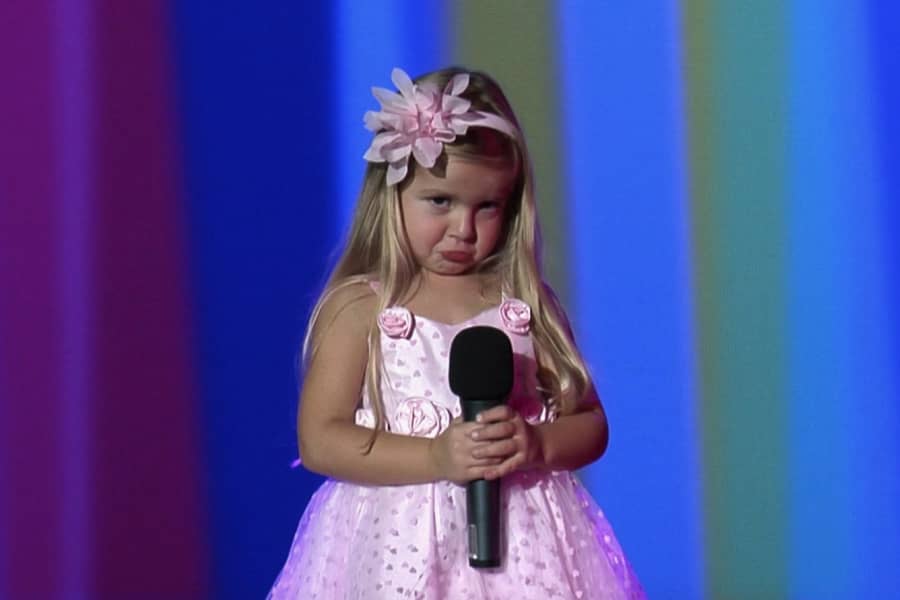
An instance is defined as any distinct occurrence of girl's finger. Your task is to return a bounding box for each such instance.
[484,453,524,480]
[478,405,513,423]
[472,440,516,459]
[469,465,492,481]
[471,421,515,441]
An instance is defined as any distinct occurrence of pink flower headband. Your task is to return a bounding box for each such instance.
[363,68,519,186]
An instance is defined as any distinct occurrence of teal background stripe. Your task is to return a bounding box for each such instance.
[683,1,791,596]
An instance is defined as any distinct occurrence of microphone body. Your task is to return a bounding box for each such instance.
[462,398,504,568]
[448,326,514,568]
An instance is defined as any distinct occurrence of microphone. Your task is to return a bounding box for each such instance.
[448,326,513,568]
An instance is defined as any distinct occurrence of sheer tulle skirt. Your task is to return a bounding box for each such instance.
[268,470,645,600]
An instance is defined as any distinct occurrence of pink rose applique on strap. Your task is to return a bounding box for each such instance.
[499,298,531,334]
[377,306,414,338]
[393,398,453,438]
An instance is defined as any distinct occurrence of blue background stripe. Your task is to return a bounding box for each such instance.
[559,3,704,598]
[172,4,337,597]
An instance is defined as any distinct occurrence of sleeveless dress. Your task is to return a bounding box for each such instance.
[268,296,645,599]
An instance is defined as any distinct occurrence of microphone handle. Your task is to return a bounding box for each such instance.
[466,478,500,567]
[462,397,504,568]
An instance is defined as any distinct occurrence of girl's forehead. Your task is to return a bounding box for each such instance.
[406,156,517,199]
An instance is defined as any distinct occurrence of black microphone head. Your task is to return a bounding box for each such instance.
[448,326,514,400]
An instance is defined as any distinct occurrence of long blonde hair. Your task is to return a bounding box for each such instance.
[303,67,591,453]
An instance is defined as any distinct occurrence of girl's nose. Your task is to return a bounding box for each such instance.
[450,211,476,241]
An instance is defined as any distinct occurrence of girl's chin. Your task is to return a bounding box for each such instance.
[422,263,477,278]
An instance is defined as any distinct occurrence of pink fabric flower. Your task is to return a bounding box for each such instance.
[499,298,531,334]
[363,68,519,185]
[393,397,452,438]
[377,306,414,338]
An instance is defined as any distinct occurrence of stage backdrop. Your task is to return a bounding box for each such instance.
[1,1,897,598]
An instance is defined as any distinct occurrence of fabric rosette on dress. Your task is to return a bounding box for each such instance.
[354,398,452,438]
[499,298,531,335]
[391,397,453,438]
[377,306,414,339]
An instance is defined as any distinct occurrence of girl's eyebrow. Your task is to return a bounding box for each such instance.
[417,188,453,196]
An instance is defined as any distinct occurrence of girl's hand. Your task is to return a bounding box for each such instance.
[427,417,504,485]
[468,405,544,480]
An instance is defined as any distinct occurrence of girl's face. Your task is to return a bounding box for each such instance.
[399,155,517,278]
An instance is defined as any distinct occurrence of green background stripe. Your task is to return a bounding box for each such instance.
[450,0,569,302]
[683,1,790,597]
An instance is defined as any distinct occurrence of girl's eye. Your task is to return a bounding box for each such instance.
[426,196,451,208]
[480,201,503,213]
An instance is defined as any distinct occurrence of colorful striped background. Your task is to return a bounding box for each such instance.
[1,1,898,598]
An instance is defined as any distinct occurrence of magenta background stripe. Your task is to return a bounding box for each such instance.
[2,1,208,596]
[89,1,207,594]
[54,0,94,596]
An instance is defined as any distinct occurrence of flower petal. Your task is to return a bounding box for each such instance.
[432,128,456,143]
[363,132,402,161]
[416,82,441,110]
[412,137,443,168]
[386,160,409,186]
[448,118,471,135]
[382,139,413,163]
[391,67,416,100]
[363,110,385,131]
[371,86,409,112]
[442,95,471,115]
[446,73,469,96]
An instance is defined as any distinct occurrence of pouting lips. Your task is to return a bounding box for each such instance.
[440,251,474,263]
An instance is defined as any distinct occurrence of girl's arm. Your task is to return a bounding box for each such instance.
[533,387,609,472]
[529,284,609,473]
[297,283,490,485]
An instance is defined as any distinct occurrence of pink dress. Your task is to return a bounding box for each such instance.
[268,298,645,599]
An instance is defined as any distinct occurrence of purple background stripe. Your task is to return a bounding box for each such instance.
[0,2,64,596]
[54,0,94,596]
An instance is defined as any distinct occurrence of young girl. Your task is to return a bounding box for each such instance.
[268,67,645,599]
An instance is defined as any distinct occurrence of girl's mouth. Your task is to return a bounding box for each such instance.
[440,251,474,263]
